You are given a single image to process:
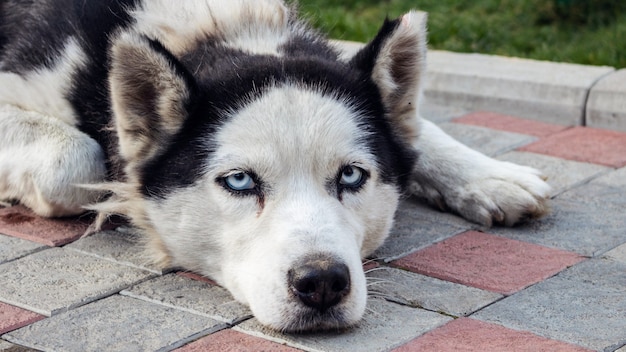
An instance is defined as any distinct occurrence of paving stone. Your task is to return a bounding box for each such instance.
[0,206,90,247]
[366,267,503,317]
[0,248,155,316]
[235,298,451,352]
[519,127,626,168]
[0,340,39,352]
[122,274,251,325]
[66,230,164,274]
[393,317,592,352]
[490,197,626,257]
[419,102,469,124]
[177,271,218,285]
[392,231,584,295]
[176,329,301,352]
[473,259,626,351]
[4,295,224,352]
[439,122,536,157]
[616,346,626,352]
[0,303,44,335]
[453,111,570,137]
[0,235,46,265]
[587,69,626,133]
[424,50,614,126]
[604,244,626,265]
[559,182,626,209]
[497,151,611,196]
[592,166,626,188]
[373,199,474,262]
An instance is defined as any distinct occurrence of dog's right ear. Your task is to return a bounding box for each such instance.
[349,11,427,141]
[109,32,196,172]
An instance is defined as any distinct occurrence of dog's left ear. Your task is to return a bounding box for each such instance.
[350,11,427,140]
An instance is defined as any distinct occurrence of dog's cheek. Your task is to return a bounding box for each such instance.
[352,182,401,257]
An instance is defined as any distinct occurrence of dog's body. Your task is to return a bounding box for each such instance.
[0,0,550,331]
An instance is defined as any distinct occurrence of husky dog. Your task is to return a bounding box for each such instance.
[0,0,550,331]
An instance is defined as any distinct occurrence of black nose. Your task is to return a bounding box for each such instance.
[288,257,351,312]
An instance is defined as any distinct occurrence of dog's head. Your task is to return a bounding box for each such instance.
[105,11,426,332]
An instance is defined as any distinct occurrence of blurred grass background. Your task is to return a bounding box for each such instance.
[293,0,626,68]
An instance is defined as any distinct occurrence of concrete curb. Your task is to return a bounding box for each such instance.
[332,40,624,130]
[587,69,626,133]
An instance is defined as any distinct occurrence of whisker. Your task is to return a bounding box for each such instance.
[364,266,392,275]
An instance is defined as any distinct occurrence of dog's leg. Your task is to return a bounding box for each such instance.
[0,104,106,217]
[409,117,551,227]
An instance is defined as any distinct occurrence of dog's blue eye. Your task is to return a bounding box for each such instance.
[339,166,366,188]
[224,172,256,191]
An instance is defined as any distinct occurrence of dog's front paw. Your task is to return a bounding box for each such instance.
[414,160,551,227]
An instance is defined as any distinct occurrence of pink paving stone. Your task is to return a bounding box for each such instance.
[519,126,626,168]
[393,318,592,352]
[0,206,91,247]
[453,111,570,137]
[392,231,585,295]
[176,329,301,352]
[0,302,45,334]
[177,271,219,286]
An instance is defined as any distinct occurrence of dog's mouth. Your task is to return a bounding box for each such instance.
[226,251,367,333]
[279,305,353,333]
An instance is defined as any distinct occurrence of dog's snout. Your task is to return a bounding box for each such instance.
[288,258,351,312]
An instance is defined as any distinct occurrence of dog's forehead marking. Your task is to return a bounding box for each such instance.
[211,85,375,178]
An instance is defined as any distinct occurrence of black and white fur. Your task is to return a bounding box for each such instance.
[0,0,550,332]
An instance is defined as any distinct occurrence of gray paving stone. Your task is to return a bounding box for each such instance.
[373,199,474,262]
[235,298,451,352]
[439,123,536,157]
[490,197,626,257]
[122,273,251,325]
[587,69,626,133]
[604,244,626,265]
[592,166,626,188]
[366,267,503,317]
[0,340,38,352]
[497,151,611,196]
[0,247,155,316]
[615,345,626,352]
[0,235,46,265]
[66,230,164,274]
[420,102,469,124]
[4,295,224,352]
[473,259,626,351]
[559,182,626,209]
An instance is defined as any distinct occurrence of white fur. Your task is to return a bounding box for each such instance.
[131,0,293,56]
[0,105,106,217]
[144,86,400,330]
[0,37,86,126]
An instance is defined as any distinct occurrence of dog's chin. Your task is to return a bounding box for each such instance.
[261,305,361,333]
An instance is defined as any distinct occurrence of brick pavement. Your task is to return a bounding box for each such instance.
[1,108,626,351]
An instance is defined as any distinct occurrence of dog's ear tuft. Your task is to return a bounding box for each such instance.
[350,11,427,140]
[109,32,196,170]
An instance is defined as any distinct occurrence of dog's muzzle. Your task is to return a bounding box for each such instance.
[287,255,351,312]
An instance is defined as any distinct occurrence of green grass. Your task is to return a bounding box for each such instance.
[294,0,626,68]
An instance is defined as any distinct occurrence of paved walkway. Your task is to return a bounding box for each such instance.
[1,103,625,351]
